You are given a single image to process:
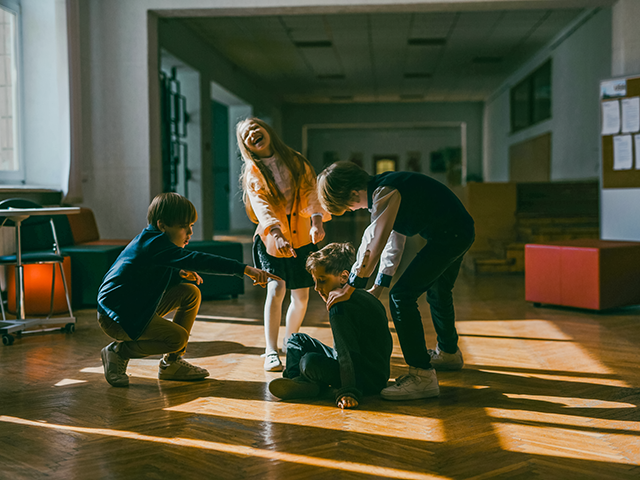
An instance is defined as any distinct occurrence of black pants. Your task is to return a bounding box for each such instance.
[389,231,474,370]
[283,333,340,387]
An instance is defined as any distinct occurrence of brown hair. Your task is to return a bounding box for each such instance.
[147,192,197,227]
[305,242,356,276]
[317,161,370,216]
[236,117,316,219]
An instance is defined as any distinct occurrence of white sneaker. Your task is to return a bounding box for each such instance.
[158,357,209,381]
[262,351,283,372]
[381,367,440,400]
[428,346,464,371]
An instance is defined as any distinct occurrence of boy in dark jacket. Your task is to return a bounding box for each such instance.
[97,192,278,387]
[268,243,392,409]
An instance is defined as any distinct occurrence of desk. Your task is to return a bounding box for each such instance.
[0,207,80,343]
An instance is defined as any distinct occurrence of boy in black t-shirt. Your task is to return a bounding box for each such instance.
[268,243,392,409]
[317,161,475,400]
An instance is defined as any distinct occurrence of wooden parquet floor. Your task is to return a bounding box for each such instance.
[1,270,639,479]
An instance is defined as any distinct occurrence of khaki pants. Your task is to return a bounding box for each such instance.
[98,283,201,359]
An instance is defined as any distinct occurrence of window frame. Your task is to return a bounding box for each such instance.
[510,59,552,134]
[0,0,23,184]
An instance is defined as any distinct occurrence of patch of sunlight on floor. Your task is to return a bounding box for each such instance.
[54,378,87,387]
[458,319,613,374]
[487,408,640,431]
[489,415,639,465]
[166,397,446,443]
[502,394,636,409]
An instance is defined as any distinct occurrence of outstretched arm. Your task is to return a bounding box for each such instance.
[244,266,282,287]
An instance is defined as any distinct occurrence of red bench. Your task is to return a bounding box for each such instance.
[525,239,640,310]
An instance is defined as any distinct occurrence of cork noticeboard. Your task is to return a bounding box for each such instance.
[601,76,640,189]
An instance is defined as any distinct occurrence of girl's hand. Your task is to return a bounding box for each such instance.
[179,270,203,285]
[270,228,296,257]
[337,395,358,409]
[326,283,354,310]
[310,217,325,244]
[366,284,385,299]
[244,266,282,287]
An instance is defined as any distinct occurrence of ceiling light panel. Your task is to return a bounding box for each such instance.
[326,14,373,97]
[280,15,330,43]
[370,14,413,91]
[409,12,457,39]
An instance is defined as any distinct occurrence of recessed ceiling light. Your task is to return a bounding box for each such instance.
[317,74,345,80]
[472,56,503,64]
[404,72,432,79]
[294,40,332,48]
[330,95,353,101]
[408,38,446,47]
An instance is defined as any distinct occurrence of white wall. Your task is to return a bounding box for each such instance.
[602,0,640,241]
[283,102,483,181]
[228,105,255,232]
[483,8,612,182]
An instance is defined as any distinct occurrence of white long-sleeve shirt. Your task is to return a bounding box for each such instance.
[348,186,406,288]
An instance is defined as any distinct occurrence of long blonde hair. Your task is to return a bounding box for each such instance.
[236,117,315,220]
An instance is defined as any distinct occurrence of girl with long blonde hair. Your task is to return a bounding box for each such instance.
[236,117,330,371]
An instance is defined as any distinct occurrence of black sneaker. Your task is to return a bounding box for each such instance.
[268,377,320,400]
[101,342,129,387]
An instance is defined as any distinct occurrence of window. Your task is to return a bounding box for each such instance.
[374,155,398,174]
[510,60,551,133]
[0,0,20,182]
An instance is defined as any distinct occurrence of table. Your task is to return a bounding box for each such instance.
[0,206,80,343]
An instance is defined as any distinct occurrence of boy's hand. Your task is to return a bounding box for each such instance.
[337,395,358,409]
[310,217,325,244]
[244,266,282,287]
[367,284,385,299]
[270,228,296,258]
[326,283,354,310]
[179,270,203,285]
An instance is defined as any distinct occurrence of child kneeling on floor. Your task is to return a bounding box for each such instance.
[97,192,279,387]
[268,243,392,409]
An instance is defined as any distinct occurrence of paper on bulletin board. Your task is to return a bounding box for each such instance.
[613,135,633,170]
[621,97,640,133]
[635,135,640,169]
[602,100,621,135]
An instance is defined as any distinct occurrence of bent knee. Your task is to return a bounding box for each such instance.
[166,326,190,352]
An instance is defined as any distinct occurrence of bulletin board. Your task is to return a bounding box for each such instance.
[601,75,640,188]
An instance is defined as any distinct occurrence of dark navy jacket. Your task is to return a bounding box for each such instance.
[97,225,246,340]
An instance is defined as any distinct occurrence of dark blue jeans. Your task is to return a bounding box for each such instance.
[283,333,340,387]
[389,231,474,370]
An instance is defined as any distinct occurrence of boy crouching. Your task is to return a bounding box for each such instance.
[97,192,278,387]
[268,243,392,408]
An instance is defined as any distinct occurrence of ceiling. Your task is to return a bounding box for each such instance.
[181,8,591,104]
